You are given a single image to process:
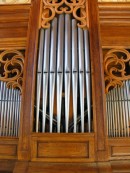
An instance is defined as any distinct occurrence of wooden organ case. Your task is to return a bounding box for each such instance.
[0,0,130,173]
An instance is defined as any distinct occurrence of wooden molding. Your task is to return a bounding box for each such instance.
[0,0,31,4]
[99,2,130,26]
[99,2,130,48]
[0,2,130,49]
[31,133,95,163]
[0,137,18,160]
[0,4,30,50]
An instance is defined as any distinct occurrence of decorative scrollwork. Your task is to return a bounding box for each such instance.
[104,49,130,93]
[0,50,24,94]
[41,0,87,29]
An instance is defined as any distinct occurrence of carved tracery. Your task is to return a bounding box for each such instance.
[0,50,24,93]
[104,49,130,93]
[41,0,87,29]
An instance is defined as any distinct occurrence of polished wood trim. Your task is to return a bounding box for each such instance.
[0,137,18,160]
[108,138,130,160]
[18,0,41,160]
[99,2,130,48]
[31,133,95,163]
[0,3,130,49]
[88,0,108,161]
[0,4,30,50]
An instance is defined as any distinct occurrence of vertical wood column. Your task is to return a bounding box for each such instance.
[87,0,108,161]
[18,0,41,160]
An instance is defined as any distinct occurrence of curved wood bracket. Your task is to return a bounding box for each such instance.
[104,48,130,93]
[41,0,87,29]
[0,50,24,94]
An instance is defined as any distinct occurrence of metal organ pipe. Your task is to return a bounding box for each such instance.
[106,81,130,137]
[84,29,91,132]
[72,19,78,133]
[36,29,44,132]
[78,27,85,133]
[57,14,64,133]
[49,18,57,133]
[65,14,71,133]
[42,27,50,132]
[35,14,92,133]
[0,81,21,137]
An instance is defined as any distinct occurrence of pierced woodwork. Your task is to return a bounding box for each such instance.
[0,50,24,93]
[104,49,130,93]
[41,0,87,29]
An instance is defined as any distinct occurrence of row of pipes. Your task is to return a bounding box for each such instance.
[106,80,130,137]
[35,14,92,133]
[0,81,21,137]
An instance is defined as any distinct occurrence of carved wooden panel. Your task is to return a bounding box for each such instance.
[108,138,130,160]
[0,138,18,159]
[37,142,89,158]
[31,133,95,162]
[41,0,87,29]
[104,49,130,93]
[0,50,25,93]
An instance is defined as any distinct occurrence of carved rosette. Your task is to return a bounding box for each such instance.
[104,49,130,93]
[41,0,87,29]
[0,50,24,94]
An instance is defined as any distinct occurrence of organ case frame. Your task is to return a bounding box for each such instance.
[18,0,107,162]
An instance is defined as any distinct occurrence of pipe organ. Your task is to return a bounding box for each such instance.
[35,13,92,133]
[106,80,130,137]
[104,48,130,138]
[0,50,24,137]
[0,81,21,137]
[1,0,130,172]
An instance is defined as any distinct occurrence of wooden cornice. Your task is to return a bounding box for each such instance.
[99,2,130,26]
[0,4,30,50]
[0,2,130,49]
[99,2,130,48]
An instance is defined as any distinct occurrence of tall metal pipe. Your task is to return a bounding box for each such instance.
[18,91,21,136]
[42,27,50,132]
[117,86,124,136]
[11,89,16,136]
[120,85,127,137]
[72,19,78,133]
[2,86,8,136]
[108,92,112,136]
[110,90,115,137]
[113,88,118,136]
[115,87,121,137]
[106,93,110,136]
[5,88,11,136]
[57,14,64,133]
[49,18,57,133]
[36,29,45,132]
[65,14,71,133]
[78,27,85,133]
[126,80,130,130]
[122,81,129,136]
[0,82,6,136]
[84,29,91,132]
